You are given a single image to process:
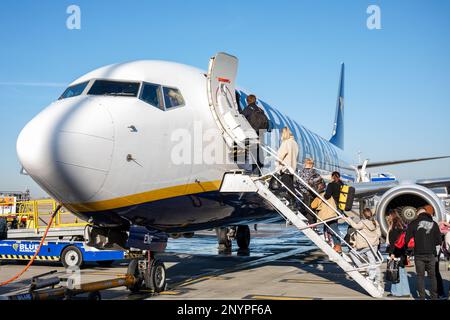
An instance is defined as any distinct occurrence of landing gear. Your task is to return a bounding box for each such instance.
[236,225,251,250]
[216,227,232,252]
[216,225,251,252]
[126,252,166,293]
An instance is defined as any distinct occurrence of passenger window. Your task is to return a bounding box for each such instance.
[140,83,163,110]
[163,87,185,109]
[59,81,89,100]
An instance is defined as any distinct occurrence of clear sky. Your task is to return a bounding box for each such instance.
[1,0,449,197]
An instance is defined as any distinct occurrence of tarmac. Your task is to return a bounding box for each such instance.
[0,224,449,300]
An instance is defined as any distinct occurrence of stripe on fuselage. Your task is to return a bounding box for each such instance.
[65,180,222,212]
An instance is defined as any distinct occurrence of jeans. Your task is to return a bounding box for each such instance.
[390,266,411,296]
[415,254,437,300]
[349,248,381,285]
[328,220,341,245]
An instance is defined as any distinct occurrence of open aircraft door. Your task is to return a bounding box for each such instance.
[207,52,258,148]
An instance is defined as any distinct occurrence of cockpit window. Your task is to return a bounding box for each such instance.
[140,83,163,110]
[59,81,89,100]
[162,87,185,109]
[88,80,140,97]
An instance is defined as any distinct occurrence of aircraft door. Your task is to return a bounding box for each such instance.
[207,52,258,148]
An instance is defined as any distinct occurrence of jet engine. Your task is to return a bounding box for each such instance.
[375,183,447,236]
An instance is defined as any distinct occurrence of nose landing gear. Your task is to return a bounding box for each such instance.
[126,251,166,293]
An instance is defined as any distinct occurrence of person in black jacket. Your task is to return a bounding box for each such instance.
[242,95,269,175]
[405,206,442,300]
[386,210,411,297]
[324,171,344,253]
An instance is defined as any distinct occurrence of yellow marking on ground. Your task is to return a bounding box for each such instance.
[66,180,222,212]
[159,291,182,295]
[248,295,314,300]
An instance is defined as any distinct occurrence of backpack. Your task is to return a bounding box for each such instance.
[394,231,415,249]
[338,184,355,211]
[247,106,269,132]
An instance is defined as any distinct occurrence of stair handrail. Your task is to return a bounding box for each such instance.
[252,143,383,265]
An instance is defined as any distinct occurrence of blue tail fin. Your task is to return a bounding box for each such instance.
[329,63,345,149]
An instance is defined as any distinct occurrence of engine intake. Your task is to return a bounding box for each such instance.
[375,183,446,236]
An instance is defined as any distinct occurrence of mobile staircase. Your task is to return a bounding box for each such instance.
[220,145,385,298]
[207,52,384,298]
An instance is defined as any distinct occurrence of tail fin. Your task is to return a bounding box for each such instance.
[329,63,345,149]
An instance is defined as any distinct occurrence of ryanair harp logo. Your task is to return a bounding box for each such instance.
[12,243,19,251]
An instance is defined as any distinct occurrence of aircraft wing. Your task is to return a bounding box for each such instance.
[350,181,399,198]
[358,156,450,169]
[350,177,450,199]
[416,177,450,189]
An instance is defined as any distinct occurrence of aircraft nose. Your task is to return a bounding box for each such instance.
[17,99,114,203]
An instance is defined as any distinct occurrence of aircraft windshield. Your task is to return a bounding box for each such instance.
[59,81,89,100]
[88,80,140,97]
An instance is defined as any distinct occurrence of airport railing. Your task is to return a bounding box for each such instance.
[0,199,87,231]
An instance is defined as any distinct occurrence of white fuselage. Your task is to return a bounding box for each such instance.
[17,60,353,231]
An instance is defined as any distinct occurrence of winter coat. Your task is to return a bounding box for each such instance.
[311,193,338,222]
[277,137,299,173]
[405,213,441,256]
[346,218,381,250]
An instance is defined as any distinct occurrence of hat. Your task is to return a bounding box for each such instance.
[423,205,434,216]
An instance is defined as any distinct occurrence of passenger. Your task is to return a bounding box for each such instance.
[343,208,382,289]
[423,205,446,299]
[242,94,269,135]
[405,206,442,300]
[276,127,299,211]
[438,219,450,254]
[298,158,323,224]
[386,210,411,297]
[242,94,269,175]
[311,191,338,233]
[324,171,344,253]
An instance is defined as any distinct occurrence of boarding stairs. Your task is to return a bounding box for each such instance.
[220,145,385,298]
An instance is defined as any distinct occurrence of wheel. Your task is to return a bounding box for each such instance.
[61,246,83,268]
[96,260,114,267]
[87,291,101,301]
[147,260,166,293]
[236,225,251,250]
[126,259,144,293]
[216,227,231,251]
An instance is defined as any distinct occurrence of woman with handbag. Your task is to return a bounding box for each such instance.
[386,210,411,297]
[275,127,299,210]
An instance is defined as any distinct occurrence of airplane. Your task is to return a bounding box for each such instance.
[16,52,450,292]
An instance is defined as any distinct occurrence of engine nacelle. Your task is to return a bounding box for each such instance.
[375,183,446,236]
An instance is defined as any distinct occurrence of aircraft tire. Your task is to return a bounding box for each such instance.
[127,259,144,293]
[147,259,166,293]
[216,227,231,251]
[236,225,251,250]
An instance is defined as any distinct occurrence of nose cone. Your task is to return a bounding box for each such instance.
[17,98,114,203]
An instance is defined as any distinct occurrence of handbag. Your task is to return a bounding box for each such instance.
[385,258,400,283]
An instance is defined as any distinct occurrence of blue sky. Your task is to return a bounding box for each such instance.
[1,0,449,197]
